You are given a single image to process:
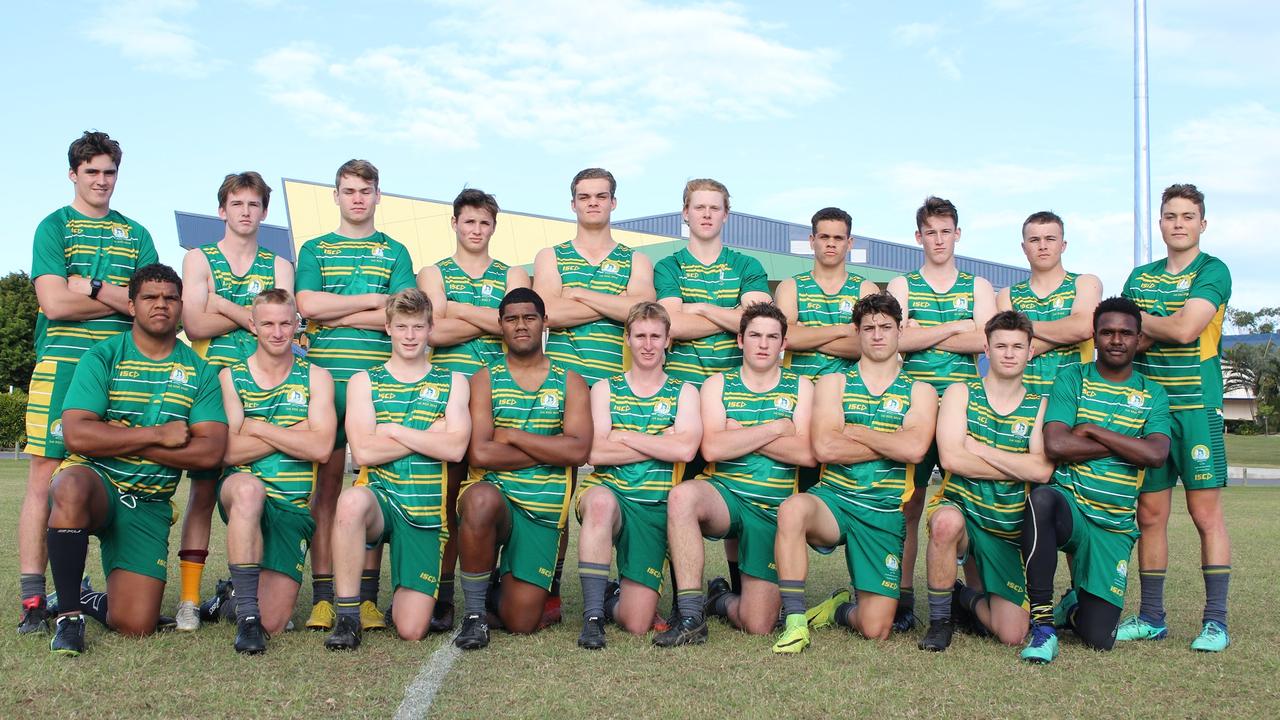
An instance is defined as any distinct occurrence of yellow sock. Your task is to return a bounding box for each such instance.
[180,559,205,604]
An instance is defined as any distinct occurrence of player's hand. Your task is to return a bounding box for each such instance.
[155,420,191,448]
[493,427,513,444]
[375,423,402,439]
[724,419,743,430]
[771,417,796,437]
[902,318,921,329]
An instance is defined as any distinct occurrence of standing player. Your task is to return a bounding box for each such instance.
[998,211,1101,394]
[296,160,416,631]
[217,289,334,653]
[176,171,293,632]
[919,311,1053,652]
[454,288,592,649]
[771,293,937,654]
[1019,297,1170,664]
[19,131,158,634]
[418,188,530,632]
[44,264,227,655]
[886,196,996,631]
[324,290,471,649]
[576,302,702,649]
[654,303,814,646]
[1120,184,1233,652]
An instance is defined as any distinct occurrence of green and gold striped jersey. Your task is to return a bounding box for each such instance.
[480,362,573,529]
[1045,363,1171,534]
[226,358,315,513]
[365,364,454,530]
[295,232,415,383]
[936,381,1041,540]
[1008,273,1094,394]
[902,271,979,391]
[1122,253,1231,411]
[816,368,917,512]
[31,206,158,363]
[654,247,769,387]
[430,257,509,374]
[704,369,801,516]
[191,244,278,369]
[61,332,226,499]
[785,271,864,379]
[581,374,685,504]
[544,241,633,386]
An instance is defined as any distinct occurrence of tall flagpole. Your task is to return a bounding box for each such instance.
[1134,0,1152,266]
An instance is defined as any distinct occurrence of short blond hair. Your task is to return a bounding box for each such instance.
[682,178,730,211]
[624,301,671,336]
[385,288,432,325]
[336,159,379,188]
[251,287,294,311]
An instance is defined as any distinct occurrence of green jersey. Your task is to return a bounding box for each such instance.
[191,244,279,369]
[295,231,415,383]
[31,206,158,363]
[581,374,685,505]
[544,241,634,386]
[938,381,1041,541]
[817,368,917,513]
[786,270,864,379]
[1045,363,1171,534]
[654,247,769,387]
[706,369,801,517]
[226,358,315,513]
[430,257,509,373]
[483,361,573,529]
[901,271,979,391]
[62,332,226,499]
[1008,273,1093,394]
[366,364,454,530]
[1122,253,1231,411]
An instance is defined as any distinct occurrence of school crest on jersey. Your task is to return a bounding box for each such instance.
[540,392,560,409]
[883,397,902,413]
[602,261,619,274]
[1177,277,1191,291]
[112,226,127,239]
[287,390,306,406]
[481,284,494,297]
[954,296,969,311]
[1012,422,1029,437]
[1127,393,1145,408]
[420,386,438,401]
[1192,444,1210,461]
[1053,297,1065,310]
[371,246,385,258]
[884,554,900,571]
[170,367,187,384]
[51,420,63,438]
[839,300,854,314]
[248,279,263,294]
[775,396,793,412]
[654,401,671,416]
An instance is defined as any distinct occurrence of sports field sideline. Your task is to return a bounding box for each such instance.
[1,460,1277,719]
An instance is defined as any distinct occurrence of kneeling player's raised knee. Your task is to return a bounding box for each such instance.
[334,486,375,522]
[579,487,616,522]
[928,508,965,543]
[459,483,504,521]
[224,474,266,509]
[49,471,98,509]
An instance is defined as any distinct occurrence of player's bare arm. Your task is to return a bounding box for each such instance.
[242,364,335,462]
[533,247,604,328]
[936,277,997,354]
[569,253,658,322]
[887,276,970,352]
[33,274,128,322]
[1027,274,1102,346]
[756,376,815,467]
[811,373,879,464]
[657,296,721,340]
[498,370,592,467]
[467,367,538,470]
[698,373,793,462]
[967,397,1054,483]
[219,366,274,465]
[1074,424,1170,468]
[416,265,485,347]
[1139,297,1219,345]
[375,372,472,463]
[846,380,938,464]
[774,278,852,351]
[615,382,702,463]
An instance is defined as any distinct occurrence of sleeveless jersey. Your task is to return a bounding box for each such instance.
[430,257,509,373]
[581,374,685,504]
[192,244,278,369]
[544,241,633,386]
[786,271,863,379]
[705,369,801,516]
[902,271,979,391]
[227,358,315,512]
[365,364,454,530]
[936,381,1041,540]
[1008,273,1093,394]
[816,368,917,512]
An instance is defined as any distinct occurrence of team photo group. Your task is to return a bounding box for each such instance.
[16,130,1233,668]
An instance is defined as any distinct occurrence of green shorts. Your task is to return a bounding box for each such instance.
[24,359,76,459]
[371,486,446,597]
[915,440,941,489]
[1141,408,1226,493]
[807,485,904,598]
[333,377,349,448]
[798,465,822,493]
[928,498,1027,608]
[72,466,174,582]
[217,481,315,583]
[706,479,779,584]
[495,493,561,591]
[1053,485,1135,609]
[576,486,667,592]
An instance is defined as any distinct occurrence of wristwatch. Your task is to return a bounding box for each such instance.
[89,279,103,300]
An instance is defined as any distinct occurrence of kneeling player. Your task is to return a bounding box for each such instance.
[1019,297,1171,664]
[920,310,1052,651]
[655,302,814,646]
[576,302,701,648]
[218,289,335,653]
[324,290,471,648]
[44,264,227,655]
[772,293,935,653]
[455,288,591,649]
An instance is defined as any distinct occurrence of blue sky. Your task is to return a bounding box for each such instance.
[3,0,1276,317]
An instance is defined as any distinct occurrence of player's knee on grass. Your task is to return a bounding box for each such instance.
[498,579,546,634]
[106,573,164,637]
[856,593,896,640]
[1073,590,1121,651]
[393,606,432,641]
[615,586,658,635]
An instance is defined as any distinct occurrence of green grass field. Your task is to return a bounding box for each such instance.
[1,459,1277,719]
[1225,433,1280,468]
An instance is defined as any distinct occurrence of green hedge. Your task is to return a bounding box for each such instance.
[0,390,27,448]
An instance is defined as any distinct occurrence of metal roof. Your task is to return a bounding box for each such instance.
[174,211,295,262]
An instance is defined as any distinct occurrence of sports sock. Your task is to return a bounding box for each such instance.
[603,587,621,622]
[1137,568,1166,624]
[437,574,455,607]
[927,585,952,622]
[675,588,704,623]
[579,562,610,619]
[711,591,734,618]
[20,573,46,603]
[360,569,381,605]
[728,561,742,595]
[549,558,565,598]
[834,600,856,629]
[955,584,982,615]
[460,570,490,616]
[178,549,208,605]
[79,589,109,626]
[336,595,361,624]
[229,563,261,620]
[779,579,806,617]
[312,573,334,605]
[898,586,915,612]
[1202,565,1230,628]
[47,528,88,615]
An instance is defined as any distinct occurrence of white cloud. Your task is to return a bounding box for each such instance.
[892,21,960,79]
[894,22,941,45]
[83,0,216,78]
[887,161,1103,197]
[1163,103,1280,195]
